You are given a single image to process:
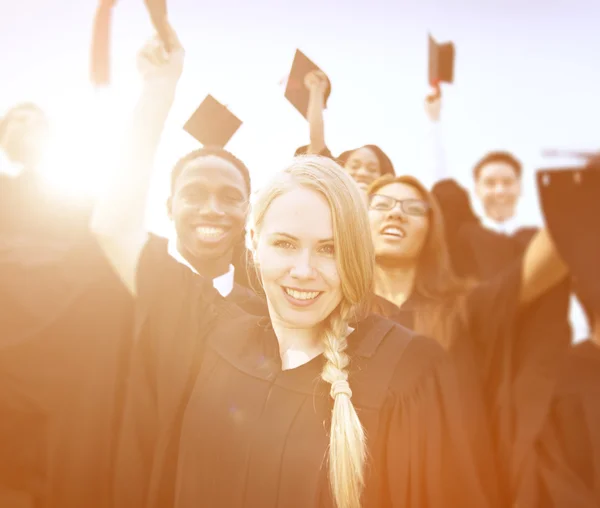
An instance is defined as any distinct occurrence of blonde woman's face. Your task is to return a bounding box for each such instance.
[368,182,430,262]
[254,187,343,330]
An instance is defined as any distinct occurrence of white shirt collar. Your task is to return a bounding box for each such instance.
[167,238,235,298]
[472,197,521,235]
[480,214,521,235]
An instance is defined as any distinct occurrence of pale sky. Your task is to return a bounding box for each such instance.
[1,0,599,235]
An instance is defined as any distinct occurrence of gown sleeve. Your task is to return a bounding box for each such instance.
[113,235,221,508]
[0,234,133,507]
[384,336,500,508]
[462,255,572,503]
[532,341,600,507]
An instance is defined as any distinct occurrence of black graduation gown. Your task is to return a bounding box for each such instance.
[150,236,267,316]
[377,255,572,506]
[0,230,134,507]
[534,340,600,507]
[114,235,496,508]
[431,178,528,280]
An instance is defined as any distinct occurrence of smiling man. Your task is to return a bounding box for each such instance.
[472,151,523,234]
[166,147,265,313]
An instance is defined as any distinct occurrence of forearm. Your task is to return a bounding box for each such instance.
[420,122,450,188]
[92,81,177,237]
[519,228,569,307]
[306,90,326,154]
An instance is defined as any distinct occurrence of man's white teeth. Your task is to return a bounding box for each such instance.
[284,288,320,300]
[382,226,405,237]
[196,226,225,238]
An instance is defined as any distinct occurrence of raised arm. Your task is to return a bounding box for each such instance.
[91,30,184,294]
[304,70,328,155]
[519,228,569,307]
[420,90,450,189]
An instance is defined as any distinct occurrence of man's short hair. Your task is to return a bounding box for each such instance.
[473,151,522,181]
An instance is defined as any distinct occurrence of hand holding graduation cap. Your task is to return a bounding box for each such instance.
[424,87,441,122]
[304,70,329,95]
[136,24,184,85]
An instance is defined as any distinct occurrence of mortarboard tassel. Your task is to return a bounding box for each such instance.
[90,0,117,87]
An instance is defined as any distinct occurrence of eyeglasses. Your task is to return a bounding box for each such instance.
[369,194,430,216]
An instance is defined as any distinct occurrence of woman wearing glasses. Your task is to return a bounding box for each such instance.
[366,174,576,506]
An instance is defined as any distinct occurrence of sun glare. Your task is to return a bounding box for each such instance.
[38,86,133,201]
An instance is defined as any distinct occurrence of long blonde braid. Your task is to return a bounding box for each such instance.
[249,155,374,508]
[321,303,366,508]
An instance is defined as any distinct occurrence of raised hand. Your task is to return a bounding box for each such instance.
[304,70,329,95]
[136,25,184,86]
[424,86,442,122]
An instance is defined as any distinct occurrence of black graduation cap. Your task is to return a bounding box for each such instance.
[537,167,600,314]
[285,49,331,119]
[183,95,242,148]
[427,34,455,100]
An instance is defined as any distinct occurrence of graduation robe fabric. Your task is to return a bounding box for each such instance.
[0,175,265,507]
[534,340,600,507]
[430,178,578,504]
[151,235,267,316]
[377,249,572,506]
[0,233,134,508]
[431,178,530,280]
[114,235,496,508]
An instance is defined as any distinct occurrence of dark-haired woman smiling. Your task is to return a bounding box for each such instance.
[367,174,574,506]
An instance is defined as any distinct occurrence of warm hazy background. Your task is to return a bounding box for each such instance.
[1,0,599,235]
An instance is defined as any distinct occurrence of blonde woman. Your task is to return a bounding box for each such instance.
[101,37,493,508]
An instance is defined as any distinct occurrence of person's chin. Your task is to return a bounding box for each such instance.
[279,308,323,329]
[490,206,514,222]
[270,295,329,328]
[376,245,407,259]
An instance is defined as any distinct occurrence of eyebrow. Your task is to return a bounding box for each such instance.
[271,232,334,243]
[179,181,245,194]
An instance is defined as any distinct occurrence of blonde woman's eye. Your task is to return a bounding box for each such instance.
[273,240,294,249]
[320,244,335,255]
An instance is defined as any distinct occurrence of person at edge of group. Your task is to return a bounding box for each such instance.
[0,105,133,507]
[363,173,600,506]
[418,90,590,343]
[103,32,498,508]
[535,292,600,507]
[472,150,590,343]
[0,102,49,176]
[293,69,446,193]
[533,154,600,507]
[0,103,52,235]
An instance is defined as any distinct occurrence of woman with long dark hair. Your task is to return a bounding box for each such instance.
[367,174,574,506]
